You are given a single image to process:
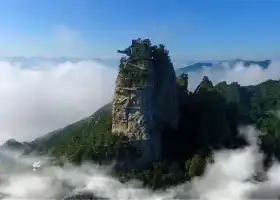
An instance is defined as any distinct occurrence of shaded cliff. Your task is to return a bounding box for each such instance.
[111,39,179,166]
[194,76,214,94]
[4,39,280,189]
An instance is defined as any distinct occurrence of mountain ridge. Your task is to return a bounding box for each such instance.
[1,39,280,190]
[3,74,280,189]
[175,59,271,75]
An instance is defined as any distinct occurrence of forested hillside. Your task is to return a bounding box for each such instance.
[4,40,280,189]
[16,77,280,189]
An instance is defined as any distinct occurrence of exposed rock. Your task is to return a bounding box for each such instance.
[111,39,179,166]
[176,73,188,92]
[64,192,107,200]
[194,76,214,94]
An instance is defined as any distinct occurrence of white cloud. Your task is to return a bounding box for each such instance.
[0,58,280,199]
[2,125,280,200]
[0,58,279,144]
[187,60,280,91]
[0,59,117,144]
[180,126,264,200]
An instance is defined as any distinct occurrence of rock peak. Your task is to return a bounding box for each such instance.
[194,76,213,94]
[111,38,179,167]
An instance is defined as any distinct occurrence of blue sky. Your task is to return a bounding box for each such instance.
[0,0,279,60]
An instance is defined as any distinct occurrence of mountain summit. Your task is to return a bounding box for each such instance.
[112,39,179,167]
[2,39,280,190]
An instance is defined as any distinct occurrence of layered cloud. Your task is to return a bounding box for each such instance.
[0,58,280,199]
[0,58,279,144]
[2,126,280,200]
[0,59,117,144]
[187,60,280,91]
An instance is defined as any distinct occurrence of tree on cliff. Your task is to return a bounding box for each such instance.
[13,39,280,189]
[37,39,247,188]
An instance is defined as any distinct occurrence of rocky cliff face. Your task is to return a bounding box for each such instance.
[176,73,188,92]
[194,76,214,94]
[111,39,179,165]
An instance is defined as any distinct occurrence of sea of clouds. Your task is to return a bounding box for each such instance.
[0,59,117,144]
[187,60,280,91]
[0,58,280,199]
[0,58,279,143]
[2,126,280,200]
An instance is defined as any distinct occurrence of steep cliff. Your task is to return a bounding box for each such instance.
[176,73,188,92]
[111,39,179,165]
[194,76,214,94]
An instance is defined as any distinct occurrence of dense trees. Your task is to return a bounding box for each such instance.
[19,40,280,189]
[35,76,280,188]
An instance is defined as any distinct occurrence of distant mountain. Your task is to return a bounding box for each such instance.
[30,102,112,148]
[0,138,33,153]
[0,58,272,153]
[0,58,272,154]
[3,38,279,192]
[0,102,113,154]
[175,59,271,75]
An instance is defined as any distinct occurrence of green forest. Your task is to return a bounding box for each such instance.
[12,40,280,190]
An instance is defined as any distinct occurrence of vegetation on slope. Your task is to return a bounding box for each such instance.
[215,80,280,166]
[40,77,280,189]
[5,40,280,189]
